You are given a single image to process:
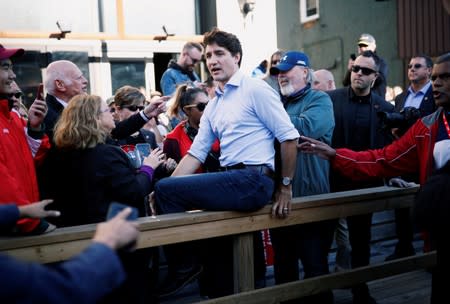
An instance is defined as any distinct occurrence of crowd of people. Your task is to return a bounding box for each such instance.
[1,26,449,304]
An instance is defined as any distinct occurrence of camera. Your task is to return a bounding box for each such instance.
[378,106,422,135]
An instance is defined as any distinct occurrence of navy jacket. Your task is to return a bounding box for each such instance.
[328,87,394,191]
[394,84,436,116]
[0,204,125,304]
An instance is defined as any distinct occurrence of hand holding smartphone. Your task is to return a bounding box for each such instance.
[106,202,139,221]
[106,202,139,252]
[135,143,152,163]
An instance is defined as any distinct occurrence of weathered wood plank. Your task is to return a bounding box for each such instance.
[233,233,254,293]
[0,186,418,263]
[199,252,436,304]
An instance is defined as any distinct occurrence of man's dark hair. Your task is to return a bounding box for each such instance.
[360,50,380,72]
[203,27,243,66]
[435,52,450,64]
[412,54,433,68]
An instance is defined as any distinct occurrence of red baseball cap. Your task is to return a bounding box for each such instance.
[0,44,24,60]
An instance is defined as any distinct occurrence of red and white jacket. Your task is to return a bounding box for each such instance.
[332,108,444,185]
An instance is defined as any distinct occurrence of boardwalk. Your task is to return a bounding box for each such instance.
[160,209,432,304]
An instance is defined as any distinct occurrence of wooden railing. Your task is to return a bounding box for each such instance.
[0,185,435,303]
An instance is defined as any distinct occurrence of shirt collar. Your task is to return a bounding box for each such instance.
[215,70,243,97]
[55,96,68,108]
[408,81,431,95]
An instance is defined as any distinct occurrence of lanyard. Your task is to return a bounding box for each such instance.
[443,111,450,138]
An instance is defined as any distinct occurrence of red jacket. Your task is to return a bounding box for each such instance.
[164,121,220,173]
[333,108,443,185]
[0,99,50,232]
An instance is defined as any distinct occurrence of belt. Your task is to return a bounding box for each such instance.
[219,163,274,179]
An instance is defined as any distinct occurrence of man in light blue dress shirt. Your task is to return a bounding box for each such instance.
[154,28,299,297]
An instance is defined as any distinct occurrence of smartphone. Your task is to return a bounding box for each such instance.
[136,143,152,163]
[106,202,139,221]
[106,202,138,252]
[36,83,44,100]
[350,53,356,61]
[120,145,141,168]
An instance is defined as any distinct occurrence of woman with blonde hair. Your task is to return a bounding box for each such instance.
[42,94,164,226]
[41,94,164,303]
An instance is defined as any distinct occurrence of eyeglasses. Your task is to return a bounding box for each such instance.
[408,63,424,69]
[11,92,23,99]
[351,65,377,76]
[184,102,207,112]
[121,105,144,112]
[431,73,450,82]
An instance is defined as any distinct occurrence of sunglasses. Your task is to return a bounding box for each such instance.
[109,107,116,113]
[271,60,280,65]
[185,102,207,112]
[408,63,424,69]
[121,105,144,111]
[351,65,377,76]
[11,92,23,99]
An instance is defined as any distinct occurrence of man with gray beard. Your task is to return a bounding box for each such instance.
[269,51,336,304]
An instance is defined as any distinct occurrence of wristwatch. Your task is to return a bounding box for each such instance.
[281,177,292,186]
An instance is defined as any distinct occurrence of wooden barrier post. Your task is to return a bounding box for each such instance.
[233,232,254,292]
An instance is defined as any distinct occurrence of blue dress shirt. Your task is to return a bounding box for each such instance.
[189,71,299,170]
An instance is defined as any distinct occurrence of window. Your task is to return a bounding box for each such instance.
[110,61,145,94]
[13,51,45,107]
[300,0,320,24]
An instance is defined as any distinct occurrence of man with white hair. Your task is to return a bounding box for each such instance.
[43,60,167,141]
[44,60,88,140]
[269,51,336,304]
[313,69,336,91]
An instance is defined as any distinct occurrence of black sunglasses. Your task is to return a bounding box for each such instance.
[11,92,23,99]
[121,105,144,111]
[185,102,207,112]
[351,65,377,76]
[408,63,424,69]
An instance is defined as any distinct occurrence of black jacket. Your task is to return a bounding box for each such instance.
[44,94,64,141]
[394,84,436,116]
[41,144,152,227]
[327,87,394,191]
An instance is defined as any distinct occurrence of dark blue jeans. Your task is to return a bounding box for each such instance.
[155,168,274,214]
[154,168,274,286]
